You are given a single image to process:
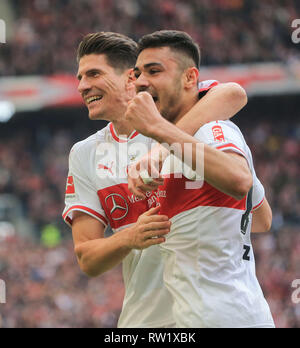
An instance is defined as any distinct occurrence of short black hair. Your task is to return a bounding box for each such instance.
[138,30,201,69]
[77,32,138,72]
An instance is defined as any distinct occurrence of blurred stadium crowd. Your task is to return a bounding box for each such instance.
[0,118,299,328]
[0,236,124,328]
[1,0,300,76]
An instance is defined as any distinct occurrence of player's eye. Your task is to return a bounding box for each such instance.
[149,69,160,75]
[87,71,100,78]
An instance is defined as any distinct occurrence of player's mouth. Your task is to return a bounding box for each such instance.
[85,95,103,105]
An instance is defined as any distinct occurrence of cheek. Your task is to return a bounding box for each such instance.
[160,89,173,106]
[105,74,124,90]
[157,84,168,100]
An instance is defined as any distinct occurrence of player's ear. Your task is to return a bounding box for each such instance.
[184,67,199,89]
[127,68,136,83]
[125,70,137,100]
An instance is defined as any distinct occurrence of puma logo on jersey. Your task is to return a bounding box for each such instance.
[98,162,114,175]
[212,125,225,142]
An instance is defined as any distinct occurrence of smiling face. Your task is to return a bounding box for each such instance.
[77,54,129,121]
[134,47,190,122]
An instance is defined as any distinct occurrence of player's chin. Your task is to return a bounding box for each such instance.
[88,108,105,121]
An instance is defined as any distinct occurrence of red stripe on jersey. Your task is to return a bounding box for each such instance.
[97,183,154,230]
[110,123,139,143]
[216,143,247,157]
[130,131,139,139]
[198,81,219,93]
[97,177,247,229]
[157,175,247,219]
[252,197,264,212]
[110,123,127,143]
[63,205,108,226]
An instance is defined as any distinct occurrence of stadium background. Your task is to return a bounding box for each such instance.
[0,0,299,328]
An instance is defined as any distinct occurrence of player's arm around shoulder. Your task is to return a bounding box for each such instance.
[207,82,248,109]
[176,82,247,135]
[72,207,171,277]
[204,82,248,121]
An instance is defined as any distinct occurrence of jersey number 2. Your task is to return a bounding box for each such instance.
[243,245,251,261]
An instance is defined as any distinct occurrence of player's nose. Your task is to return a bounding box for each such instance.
[135,73,150,92]
[78,76,92,95]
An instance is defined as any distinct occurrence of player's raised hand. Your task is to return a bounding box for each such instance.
[119,81,137,109]
[124,206,171,250]
[125,80,136,102]
[128,144,168,199]
[125,92,164,138]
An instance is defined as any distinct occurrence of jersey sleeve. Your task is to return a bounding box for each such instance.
[62,145,108,228]
[251,173,265,212]
[194,120,251,165]
[198,80,219,99]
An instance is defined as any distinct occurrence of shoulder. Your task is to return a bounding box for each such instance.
[195,120,254,169]
[195,121,249,155]
[195,120,244,143]
[200,120,241,131]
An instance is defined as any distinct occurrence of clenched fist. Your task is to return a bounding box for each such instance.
[128,144,168,199]
[125,92,166,138]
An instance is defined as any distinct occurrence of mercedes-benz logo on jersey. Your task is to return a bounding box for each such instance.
[105,194,129,221]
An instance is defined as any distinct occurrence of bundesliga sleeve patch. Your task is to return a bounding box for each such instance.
[65,176,75,195]
[212,125,225,142]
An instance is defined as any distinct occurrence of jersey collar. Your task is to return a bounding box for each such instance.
[109,123,139,143]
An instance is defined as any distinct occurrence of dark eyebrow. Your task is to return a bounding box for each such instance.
[77,69,102,80]
[134,62,163,72]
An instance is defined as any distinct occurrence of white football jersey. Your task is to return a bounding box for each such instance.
[62,76,270,328]
[63,122,175,328]
[156,120,275,328]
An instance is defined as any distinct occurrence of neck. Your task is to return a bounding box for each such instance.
[173,90,199,124]
[112,118,135,137]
